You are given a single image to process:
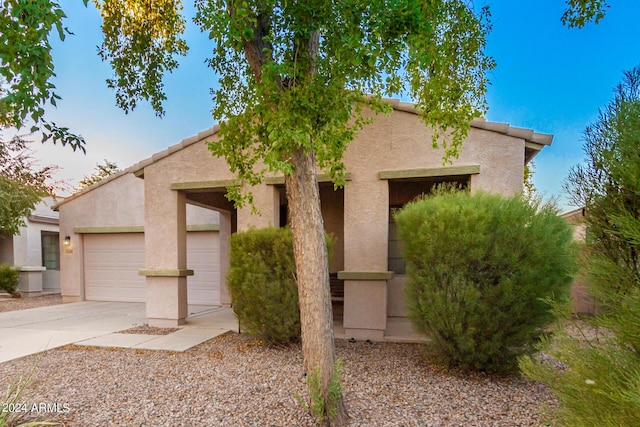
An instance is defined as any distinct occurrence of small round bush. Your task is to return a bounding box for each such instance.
[395,190,577,372]
[227,227,300,345]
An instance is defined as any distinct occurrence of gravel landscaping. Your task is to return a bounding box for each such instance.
[0,294,63,313]
[0,296,557,426]
[119,325,181,336]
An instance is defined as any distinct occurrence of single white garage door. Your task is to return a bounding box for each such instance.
[84,233,146,302]
[83,232,220,305]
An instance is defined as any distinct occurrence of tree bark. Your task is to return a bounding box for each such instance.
[236,6,347,423]
[285,148,349,426]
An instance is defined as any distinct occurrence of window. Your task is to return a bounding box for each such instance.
[41,231,60,270]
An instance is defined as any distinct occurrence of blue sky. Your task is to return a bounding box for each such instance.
[33,0,640,212]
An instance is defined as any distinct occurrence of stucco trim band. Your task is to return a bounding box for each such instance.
[19,266,47,272]
[338,271,394,280]
[73,224,220,234]
[139,269,195,277]
[27,214,60,225]
[74,226,145,234]
[186,224,221,232]
[378,165,480,180]
[265,173,353,185]
[170,179,241,191]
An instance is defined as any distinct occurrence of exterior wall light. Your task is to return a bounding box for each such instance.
[63,235,73,253]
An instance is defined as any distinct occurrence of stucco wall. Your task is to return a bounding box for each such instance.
[60,174,146,231]
[59,173,218,240]
[14,220,58,267]
[344,110,524,194]
[15,220,61,292]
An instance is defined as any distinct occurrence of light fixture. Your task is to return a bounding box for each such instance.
[64,236,71,246]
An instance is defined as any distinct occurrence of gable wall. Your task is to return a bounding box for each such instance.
[343,109,524,195]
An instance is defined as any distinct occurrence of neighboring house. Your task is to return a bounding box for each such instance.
[54,100,553,341]
[562,207,596,314]
[562,207,587,241]
[0,197,62,296]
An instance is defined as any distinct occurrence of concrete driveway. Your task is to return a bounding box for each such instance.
[0,301,238,364]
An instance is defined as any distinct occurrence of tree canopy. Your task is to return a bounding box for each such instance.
[0,0,85,151]
[0,136,56,235]
[77,159,121,190]
[564,66,640,294]
[562,0,610,28]
[96,0,494,203]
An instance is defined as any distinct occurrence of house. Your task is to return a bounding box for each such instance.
[55,101,552,341]
[0,197,62,296]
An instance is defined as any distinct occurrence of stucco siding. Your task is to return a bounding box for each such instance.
[343,110,524,196]
[2,198,62,294]
[145,139,235,184]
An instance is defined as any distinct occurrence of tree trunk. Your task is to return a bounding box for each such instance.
[285,147,349,426]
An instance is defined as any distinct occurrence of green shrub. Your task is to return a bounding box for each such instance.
[521,68,640,426]
[227,227,300,344]
[228,227,334,345]
[395,190,577,372]
[520,306,640,427]
[0,263,20,295]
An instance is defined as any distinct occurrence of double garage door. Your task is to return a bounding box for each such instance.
[83,232,220,305]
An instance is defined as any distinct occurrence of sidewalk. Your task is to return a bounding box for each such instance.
[0,302,238,363]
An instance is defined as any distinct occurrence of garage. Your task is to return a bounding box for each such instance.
[83,231,220,305]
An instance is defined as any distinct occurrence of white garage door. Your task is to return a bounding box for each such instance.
[83,232,220,305]
[187,231,220,305]
[84,233,146,302]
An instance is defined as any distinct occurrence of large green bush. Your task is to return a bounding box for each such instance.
[0,263,20,295]
[395,190,576,372]
[227,227,300,345]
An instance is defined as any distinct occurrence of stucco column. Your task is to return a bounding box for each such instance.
[141,188,191,327]
[13,228,45,296]
[218,210,232,307]
[59,219,84,303]
[340,178,391,341]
